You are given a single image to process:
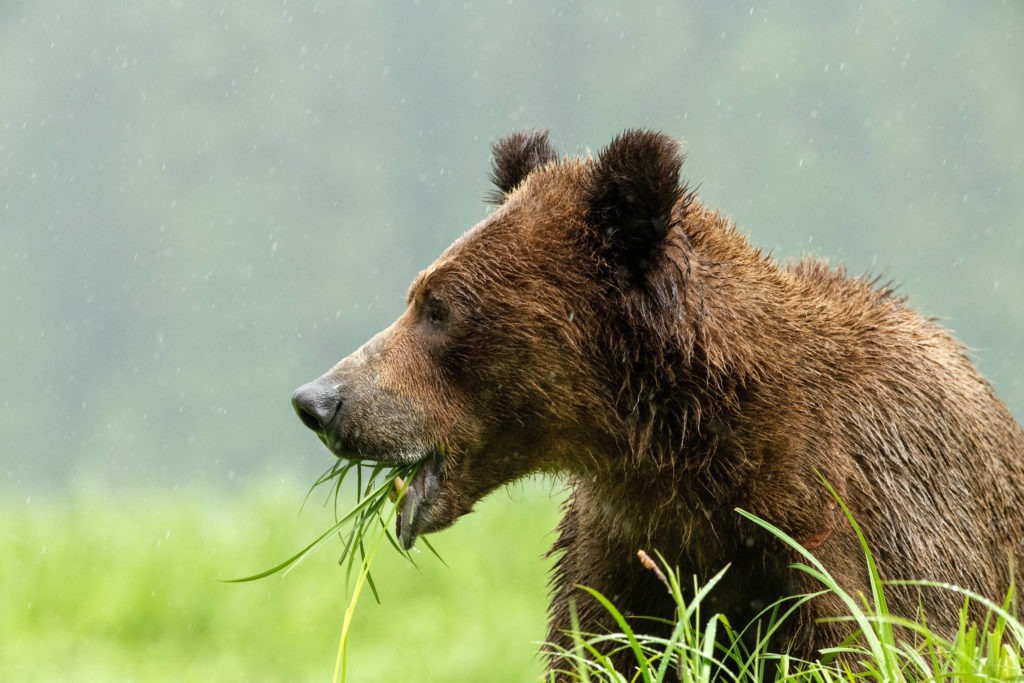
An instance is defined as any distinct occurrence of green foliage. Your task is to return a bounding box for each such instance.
[547,500,1024,682]
[4,469,1022,683]
[0,478,562,682]
[226,460,433,587]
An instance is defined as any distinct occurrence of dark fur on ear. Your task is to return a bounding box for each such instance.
[487,130,558,204]
[587,129,695,283]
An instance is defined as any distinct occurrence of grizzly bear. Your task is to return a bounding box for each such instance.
[291,130,1024,677]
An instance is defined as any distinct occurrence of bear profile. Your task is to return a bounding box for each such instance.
[292,130,1024,677]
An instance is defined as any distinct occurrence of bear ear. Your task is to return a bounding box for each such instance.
[587,130,694,283]
[487,130,558,204]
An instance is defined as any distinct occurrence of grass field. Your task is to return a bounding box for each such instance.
[1,477,565,682]
[7,477,1023,682]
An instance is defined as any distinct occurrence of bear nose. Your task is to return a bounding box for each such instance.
[291,381,342,434]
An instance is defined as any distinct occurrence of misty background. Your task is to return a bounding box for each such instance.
[3,1,1022,497]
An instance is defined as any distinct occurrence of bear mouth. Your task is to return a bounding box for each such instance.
[326,445,444,551]
[395,459,440,550]
[323,441,461,550]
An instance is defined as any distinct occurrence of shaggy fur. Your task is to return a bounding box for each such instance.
[292,130,1024,679]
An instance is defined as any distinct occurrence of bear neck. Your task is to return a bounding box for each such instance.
[586,206,836,529]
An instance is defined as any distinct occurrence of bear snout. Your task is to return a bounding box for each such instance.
[291,364,436,464]
[291,379,342,435]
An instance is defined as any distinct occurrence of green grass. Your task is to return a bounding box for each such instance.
[549,501,1024,682]
[1,477,562,682]
[6,478,1022,682]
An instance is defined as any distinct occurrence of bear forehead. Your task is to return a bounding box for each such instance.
[408,161,592,299]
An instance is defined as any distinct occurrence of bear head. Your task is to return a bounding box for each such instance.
[292,129,697,549]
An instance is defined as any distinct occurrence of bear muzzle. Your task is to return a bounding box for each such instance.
[291,373,438,467]
[291,379,458,549]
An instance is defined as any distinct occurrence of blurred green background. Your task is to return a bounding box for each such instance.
[2,2,1022,681]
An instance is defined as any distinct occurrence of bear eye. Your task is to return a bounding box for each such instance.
[426,297,449,327]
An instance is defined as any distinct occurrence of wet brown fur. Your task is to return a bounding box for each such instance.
[301,130,1024,678]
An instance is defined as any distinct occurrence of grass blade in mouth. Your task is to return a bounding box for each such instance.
[226,459,431,586]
